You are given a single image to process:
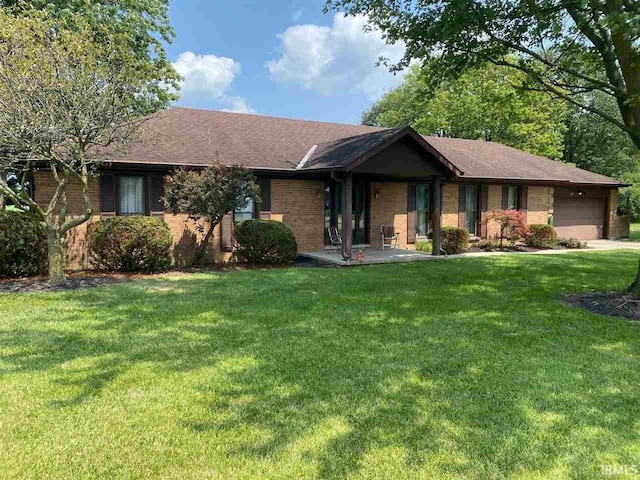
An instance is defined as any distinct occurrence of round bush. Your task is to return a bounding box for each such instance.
[234,219,297,264]
[0,210,47,277]
[526,224,557,249]
[89,216,172,273]
[441,226,470,254]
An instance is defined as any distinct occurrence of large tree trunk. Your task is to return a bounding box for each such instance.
[627,260,640,298]
[192,222,216,266]
[46,228,66,285]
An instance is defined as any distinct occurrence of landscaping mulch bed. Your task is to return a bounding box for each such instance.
[0,271,134,293]
[564,292,640,321]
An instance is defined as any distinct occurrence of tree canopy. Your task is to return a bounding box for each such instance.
[1,0,179,114]
[363,63,569,159]
[326,0,640,149]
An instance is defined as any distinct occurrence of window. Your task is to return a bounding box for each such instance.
[416,184,430,237]
[234,197,255,222]
[118,176,145,214]
[463,185,478,234]
[506,186,520,210]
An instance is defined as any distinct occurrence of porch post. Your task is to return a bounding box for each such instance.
[431,176,442,256]
[342,173,353,261]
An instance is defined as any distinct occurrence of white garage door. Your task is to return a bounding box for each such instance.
[553,197,606,240]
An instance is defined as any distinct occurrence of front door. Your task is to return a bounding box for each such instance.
[324,180,369,245]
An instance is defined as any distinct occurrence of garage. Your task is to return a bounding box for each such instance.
[553,188,607,240]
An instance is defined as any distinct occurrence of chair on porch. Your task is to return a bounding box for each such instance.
[380,225,399,250]
[327,227,342,253]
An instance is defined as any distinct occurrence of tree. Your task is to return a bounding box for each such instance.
[326,0,640,149]
[164,165,260,266]
[0,10,153,284]
[364,63,569,159]
[0,0,180,114]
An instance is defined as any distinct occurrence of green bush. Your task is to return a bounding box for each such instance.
[89,216,172,273]
[557,237,587,249]
[234,219,297,264]
[0,210,47,277]
[441,227,469,254]
[415,240,432,253]
[526,224,558,249]
[476,239,501,251]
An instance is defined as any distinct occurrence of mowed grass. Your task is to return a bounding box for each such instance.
[628,223,640,241]
[1,252,640,479]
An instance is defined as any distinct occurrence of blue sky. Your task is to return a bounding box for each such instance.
[166,0,407,125]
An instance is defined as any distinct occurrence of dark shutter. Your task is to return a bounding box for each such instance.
[407,183,417,244]
[257,177,271,220]
[458,185,467,228]
[148,175,165,219]
[502,185,509,210]
[100,174,116,217]
[480,185,489,238]
[519,186,528,211]
[220,212,234,252]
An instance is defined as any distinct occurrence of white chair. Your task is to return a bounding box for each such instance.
[327,227,342,253]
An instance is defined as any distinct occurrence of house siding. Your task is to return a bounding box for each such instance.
[527,186,554,226]
[369,182,409,249]
[271,179,325,252]
[442,184,459,228]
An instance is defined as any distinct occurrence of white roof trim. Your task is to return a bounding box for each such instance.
[296,144,318,170]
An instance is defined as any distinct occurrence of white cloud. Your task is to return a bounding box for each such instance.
[173,51,241,99]
[267,14,406,98]
[220,96,257,114]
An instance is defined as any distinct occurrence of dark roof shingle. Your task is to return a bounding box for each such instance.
[110,107,622,186]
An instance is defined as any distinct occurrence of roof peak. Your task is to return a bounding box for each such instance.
[169,106,388,132]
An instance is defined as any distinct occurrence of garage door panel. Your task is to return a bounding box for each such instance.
[553,197,605,240]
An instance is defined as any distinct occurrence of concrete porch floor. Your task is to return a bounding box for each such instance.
[299,248,439,265]
[299,240,640,266]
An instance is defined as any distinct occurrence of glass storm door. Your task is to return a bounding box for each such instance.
[324,181,369,245]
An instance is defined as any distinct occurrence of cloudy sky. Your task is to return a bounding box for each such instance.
[167,0,406,124]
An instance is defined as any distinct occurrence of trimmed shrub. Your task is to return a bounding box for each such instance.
[416,240,432,253]
[234,219,297,264]
[476,239,501,251]
[441,226,469,254]
[558,237,587,249]
[0,210,47,277]
[89,216,172,273]
[526,224,558,249]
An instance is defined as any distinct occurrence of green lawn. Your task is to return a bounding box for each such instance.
[629,223,640,241]
[2,252,640,479]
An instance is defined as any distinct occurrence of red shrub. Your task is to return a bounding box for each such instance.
[486,209,530,246]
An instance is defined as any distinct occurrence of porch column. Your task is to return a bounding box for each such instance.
[342,173,353,261]
[431,176,442,256]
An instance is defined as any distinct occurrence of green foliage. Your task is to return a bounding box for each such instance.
[164,165,259,265]
[328,0,640,149]
[89,216,172,273]
[476,240,501,252]
[363,64,568,159]
[234,219,297,264]
[1,0,179,114]
[441,226,469,254]
[557,238,587,249]
[415,240,432,253]
[0,210,46,276]
[526,224,558,249]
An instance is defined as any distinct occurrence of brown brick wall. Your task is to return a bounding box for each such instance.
[607,188,619,239]
[370,182,408,249]
[271,179,325,252]
[442,184,459,228]
[527,186,554,225]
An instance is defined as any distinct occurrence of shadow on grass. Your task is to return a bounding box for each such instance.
[1,251,640,477]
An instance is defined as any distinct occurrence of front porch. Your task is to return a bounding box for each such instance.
[300,247,440,265]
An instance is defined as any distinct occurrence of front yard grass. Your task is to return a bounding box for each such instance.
[1,251,640,479]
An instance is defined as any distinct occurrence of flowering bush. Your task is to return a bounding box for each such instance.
[486,209,530,246]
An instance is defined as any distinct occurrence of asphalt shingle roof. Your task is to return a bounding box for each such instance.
[110,107,622,186]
